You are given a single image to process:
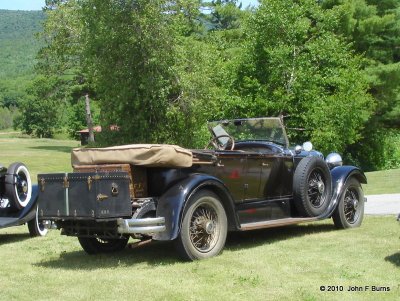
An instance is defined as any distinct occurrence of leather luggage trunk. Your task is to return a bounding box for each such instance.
[37,171,131,219]
[73,164,147,198]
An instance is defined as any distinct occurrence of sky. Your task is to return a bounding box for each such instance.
[0,0,259,11]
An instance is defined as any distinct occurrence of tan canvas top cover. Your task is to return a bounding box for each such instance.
[71,144,193,168]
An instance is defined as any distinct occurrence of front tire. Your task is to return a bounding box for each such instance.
[5,162,32,210]
[332,178,364,229]
[175,190,228,261]
[78,237,129,254]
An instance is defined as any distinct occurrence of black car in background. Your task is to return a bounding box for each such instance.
[38,117,366,260]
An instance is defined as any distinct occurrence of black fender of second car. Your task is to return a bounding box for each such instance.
[323,166,367,219]
[0,185,39,228]
[153,173,239,241]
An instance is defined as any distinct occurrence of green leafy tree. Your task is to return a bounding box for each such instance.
[231,0,374,155]
[79,0,180,145]
[16,76,63,138]
[321,0,400,169]
[21,0,98,139]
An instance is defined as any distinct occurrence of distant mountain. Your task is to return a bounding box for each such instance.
[0,9,45,79]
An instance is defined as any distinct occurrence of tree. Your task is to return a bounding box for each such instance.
[230,0,374,155]
[19,0,99,139]
[321,0,400,169]
[79,0,181,145]
[16,76,63,138]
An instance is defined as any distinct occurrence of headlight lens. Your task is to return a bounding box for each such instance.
[325,153,343,169]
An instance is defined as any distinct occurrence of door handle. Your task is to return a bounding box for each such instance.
[217,161,225,167]
[262,162,269,167]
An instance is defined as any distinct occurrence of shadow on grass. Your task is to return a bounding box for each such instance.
[35,223,336,270]
[34,241,179,270]
[29,146,74,153]
[385,252,400,267]
[0,232,31,245]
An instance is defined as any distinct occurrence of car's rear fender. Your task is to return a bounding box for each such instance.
[153,174,239,241]
[322,166,367,219]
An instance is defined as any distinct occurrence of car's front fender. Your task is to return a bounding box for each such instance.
[153,173,238,241]
[321,166,367,219]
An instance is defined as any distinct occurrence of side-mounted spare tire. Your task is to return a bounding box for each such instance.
[293,157,332,217]
[5,162,32,210]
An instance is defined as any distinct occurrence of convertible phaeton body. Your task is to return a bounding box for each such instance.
[38,118,366,260]
[0,162,47,236]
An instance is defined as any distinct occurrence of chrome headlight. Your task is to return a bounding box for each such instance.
[325,153,343,169]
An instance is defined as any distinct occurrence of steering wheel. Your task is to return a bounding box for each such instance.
[205,134,235,150]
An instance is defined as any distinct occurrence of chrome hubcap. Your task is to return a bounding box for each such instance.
[317,181,325,194]
[20,180,28,194]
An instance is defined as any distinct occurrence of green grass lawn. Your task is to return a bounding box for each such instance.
[0,137,79,183]
[364,169,400,195]
[0,216,398,300]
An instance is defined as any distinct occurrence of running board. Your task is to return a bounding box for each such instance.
[0,217,20,228]
[240,217,318,231]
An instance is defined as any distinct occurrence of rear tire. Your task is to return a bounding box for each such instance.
[5,162,32,210]
[332,178,364,229]
[174,190,228,261]
[293,157,332,217]
[78,237,129,254]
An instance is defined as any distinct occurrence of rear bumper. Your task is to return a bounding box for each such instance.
[49,216,166,238]
[117,217,166,234]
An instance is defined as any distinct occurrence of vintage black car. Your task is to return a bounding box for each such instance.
[38,117,366,260]
[0,162,48,236]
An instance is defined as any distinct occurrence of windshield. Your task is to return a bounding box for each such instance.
[208,117,289,147]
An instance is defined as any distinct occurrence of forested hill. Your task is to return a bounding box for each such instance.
[0,10,45,78]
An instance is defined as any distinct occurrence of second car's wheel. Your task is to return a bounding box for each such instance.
[332,177,364,229]
[78,237,129,254]
[5,162,32,210]
[27,205,48,237]
[175,190,228,261]
[293,157,332,217]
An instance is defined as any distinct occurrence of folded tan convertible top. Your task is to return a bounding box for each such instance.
[71,144,193,168]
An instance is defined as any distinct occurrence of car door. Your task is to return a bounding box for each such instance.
[214,151,246,202]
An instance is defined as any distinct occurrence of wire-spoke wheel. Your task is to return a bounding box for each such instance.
[175,190,227,260]
[307,170,327,208]
[294,157,332,217]
[333,177,364,229]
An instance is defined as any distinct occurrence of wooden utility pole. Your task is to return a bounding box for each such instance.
[85,93,95,143]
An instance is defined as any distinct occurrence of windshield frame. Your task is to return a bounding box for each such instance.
[207,117,289,148]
